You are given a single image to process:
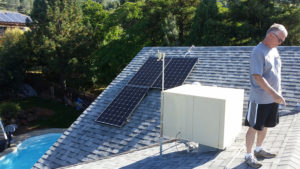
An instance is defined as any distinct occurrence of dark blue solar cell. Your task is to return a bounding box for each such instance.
[128,57,171,87]
[152,57,198,89]
[96,86,149,127]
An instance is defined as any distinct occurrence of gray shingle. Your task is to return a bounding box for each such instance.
[33,46,300,169]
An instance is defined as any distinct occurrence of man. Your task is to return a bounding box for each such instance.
[245,23,288,168]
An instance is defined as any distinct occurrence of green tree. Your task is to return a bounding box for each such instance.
[173,0,199,45]
[81,0,109,86]
[161,13,179,46]
[102,0,120,10]
[28,0,95,92]
[91,0,182,84]
[82,0,107,47]
[0,0,7,10]
[0,28,30,92]
[226,0,277,45]
[273,2,300,45]
[188,0,229,45]
[19,0,34,14]
[92,1,145,84]
[9,0,21,10]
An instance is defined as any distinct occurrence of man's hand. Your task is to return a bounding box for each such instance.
[272,92,286,106]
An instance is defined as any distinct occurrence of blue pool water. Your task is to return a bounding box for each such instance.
[0,133,61,169]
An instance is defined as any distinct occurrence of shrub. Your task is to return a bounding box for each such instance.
[0,102,21,119]
[2,28,24,48]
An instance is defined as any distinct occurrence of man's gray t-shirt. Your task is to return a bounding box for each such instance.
[249,42,282,104]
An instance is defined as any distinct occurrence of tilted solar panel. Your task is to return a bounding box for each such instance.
[96,86,149,127]
[96,56,198,128]
[0,14,12,22]
[128,57,171,87]
[0,15,6,22]
[152,57,198,89]
[16,13,29,22]
[10,13,22,22]
[0,12,31,23]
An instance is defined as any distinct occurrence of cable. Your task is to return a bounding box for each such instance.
[183,45,195,58]
[174,131,181,151]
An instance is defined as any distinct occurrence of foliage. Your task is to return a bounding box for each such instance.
[82,0,107,47]
[0,0,34,14]
[161,13,179,46]
[28,0,96,91]
[188,0,230,46]
[91,1,144,84]
[173,0,199,45]
[275,3,300,45]
[2,0,300,96]
[1,28,24,48]
[15,97,80,128]
[0,102,21,119]
[101,0,120,10]
[1,97,80,128]
[0,28,31,91]
[226,0,278,45]
[91,0,180,84]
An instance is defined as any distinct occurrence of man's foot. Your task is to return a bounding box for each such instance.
[254,149,276,158]
[245,154,262,168]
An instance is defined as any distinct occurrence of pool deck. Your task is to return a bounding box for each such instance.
[0,128,66,157]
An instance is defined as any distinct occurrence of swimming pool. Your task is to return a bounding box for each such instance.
[0,133,62,169]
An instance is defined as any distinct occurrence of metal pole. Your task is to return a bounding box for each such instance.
[159,45,194,155]
[159,51,165,156]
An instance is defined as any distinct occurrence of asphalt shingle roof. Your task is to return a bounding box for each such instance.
[59,113,300,169]
[33,46,300,169]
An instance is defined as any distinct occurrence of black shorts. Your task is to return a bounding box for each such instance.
[245,102,279,131]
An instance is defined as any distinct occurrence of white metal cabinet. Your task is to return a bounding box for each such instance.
[162,84,244,149]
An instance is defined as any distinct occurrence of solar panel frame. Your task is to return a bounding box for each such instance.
[127,57,171,87]
[96,86,149,127]
[152,57,198,90]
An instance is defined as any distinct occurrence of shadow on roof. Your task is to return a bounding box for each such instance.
[120,149,220,169]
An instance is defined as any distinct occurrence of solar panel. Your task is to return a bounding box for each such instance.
[96,86,149,127]
[0,12,31,23]
[0,14,12,22]
[0,15,6,22]
[152,57,198,89]
[8,13,17,22]
[128,57,171,87]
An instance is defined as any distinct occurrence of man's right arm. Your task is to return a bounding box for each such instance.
[253,74,286,105]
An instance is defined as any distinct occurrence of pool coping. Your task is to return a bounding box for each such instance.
[0,128,66,157]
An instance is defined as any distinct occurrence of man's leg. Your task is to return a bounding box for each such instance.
[246,127,257,153]
[256,127,267,147]
[245,127,262,168]
[254,127,276,158]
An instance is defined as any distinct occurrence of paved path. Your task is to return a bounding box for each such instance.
[0,128,66,157]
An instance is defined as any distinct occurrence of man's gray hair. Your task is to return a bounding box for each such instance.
[266,23,288,37]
